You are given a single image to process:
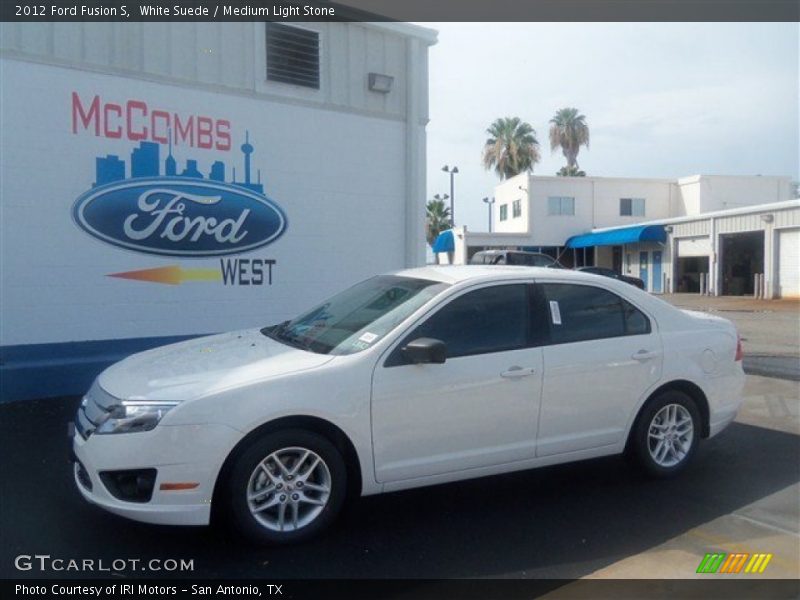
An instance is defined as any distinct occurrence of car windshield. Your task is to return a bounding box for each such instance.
[262,275,449,355]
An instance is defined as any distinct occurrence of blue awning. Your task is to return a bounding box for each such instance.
[565,225,666,249]
[431,229,455,253]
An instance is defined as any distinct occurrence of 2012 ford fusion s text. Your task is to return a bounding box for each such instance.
[72,266,744,543]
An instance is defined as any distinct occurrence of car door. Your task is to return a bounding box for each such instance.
[535,282,662,457]
[371,283,544,483]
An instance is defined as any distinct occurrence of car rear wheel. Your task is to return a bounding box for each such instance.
[226,429,347,544]
[630,391,700,477]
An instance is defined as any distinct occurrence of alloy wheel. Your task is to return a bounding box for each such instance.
[647,403,694,468]
[246,446,332,532]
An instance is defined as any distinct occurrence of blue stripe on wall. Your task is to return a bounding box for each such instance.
[0,335,206,403]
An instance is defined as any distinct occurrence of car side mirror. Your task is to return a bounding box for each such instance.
[402,337,447,364]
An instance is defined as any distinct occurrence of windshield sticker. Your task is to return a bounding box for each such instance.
[549,301,562,325]
[358,332,379,344]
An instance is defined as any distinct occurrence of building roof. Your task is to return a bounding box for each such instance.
[496,172,792,188]
[365,22,438,44]
[326,2,438,43]
[591,199,800,233]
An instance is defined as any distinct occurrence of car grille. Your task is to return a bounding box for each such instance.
[75,381,118,439]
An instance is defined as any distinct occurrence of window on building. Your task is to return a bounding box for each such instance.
[620,198,645,217]
[548,196,575,216]
[512,199,522,218]
[540,283,651,345]
[404,285,529,358]
[266,23,320,89]
[499,204,508,221]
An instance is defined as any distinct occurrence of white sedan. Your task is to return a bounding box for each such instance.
[72,266,744,543]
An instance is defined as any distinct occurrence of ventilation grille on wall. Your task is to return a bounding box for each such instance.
[266,23,320,89]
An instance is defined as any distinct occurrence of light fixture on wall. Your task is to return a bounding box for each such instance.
[760,214,774,223]
[665,225,674,233]
[368,73,394,93]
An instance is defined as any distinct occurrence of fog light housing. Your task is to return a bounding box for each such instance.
[100,469,157,503]
[75,461,93,491]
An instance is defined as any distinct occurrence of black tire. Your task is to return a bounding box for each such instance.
[630,390,701,478]
[224,429,347,544]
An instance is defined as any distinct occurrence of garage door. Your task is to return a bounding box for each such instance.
[778,229,800,298]
[676,236,711,257]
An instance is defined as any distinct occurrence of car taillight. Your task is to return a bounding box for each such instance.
[735,334,744,362]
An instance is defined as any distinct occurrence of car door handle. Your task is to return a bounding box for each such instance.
[501,366,535,378]
[632,349,660,361]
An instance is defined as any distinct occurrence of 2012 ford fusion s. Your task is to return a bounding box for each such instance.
[72,266,744,543]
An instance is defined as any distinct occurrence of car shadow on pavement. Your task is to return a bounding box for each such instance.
[1,396,798,579]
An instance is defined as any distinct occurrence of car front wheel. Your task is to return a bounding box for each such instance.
[226,429,347,544]
[631,391,700,477]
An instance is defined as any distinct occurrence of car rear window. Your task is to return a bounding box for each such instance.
[540,283,651,344]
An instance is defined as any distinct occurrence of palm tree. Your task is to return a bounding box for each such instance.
[426,199,451,245]
[557,165,586,177]
[482,117,540,179]
[549,108,589,171]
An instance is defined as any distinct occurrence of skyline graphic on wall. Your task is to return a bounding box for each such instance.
[93,131,264,194]
[73,127,287,260]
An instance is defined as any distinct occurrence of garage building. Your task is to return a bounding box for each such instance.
[588,199,800,298]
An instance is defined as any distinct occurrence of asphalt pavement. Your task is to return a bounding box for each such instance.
[1,384,798,580]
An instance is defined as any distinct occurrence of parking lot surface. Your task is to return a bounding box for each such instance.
[1,374,797,580]
[663,294,800,380]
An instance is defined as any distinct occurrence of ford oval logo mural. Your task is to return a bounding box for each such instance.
[73,177,287,257]
[72,134,286,258]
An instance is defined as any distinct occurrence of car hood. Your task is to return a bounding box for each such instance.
[98,328,334,402]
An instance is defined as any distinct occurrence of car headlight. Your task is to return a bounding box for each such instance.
[95,401,179,434]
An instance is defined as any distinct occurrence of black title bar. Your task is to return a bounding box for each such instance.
[1,0,798,22]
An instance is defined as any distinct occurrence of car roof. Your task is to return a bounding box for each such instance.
[394,265,599,285]
[474,249,546,256]
[393,265,687,328]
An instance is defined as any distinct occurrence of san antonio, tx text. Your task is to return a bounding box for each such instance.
[16,584,279,596]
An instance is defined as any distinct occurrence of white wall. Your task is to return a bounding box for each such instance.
[0,58,417,346]
[0,21,435,122]
[527,177,593,246]
[493,172,530,233]
[678,175,792,214]
[488,174,793,250]
[526,176,673,246]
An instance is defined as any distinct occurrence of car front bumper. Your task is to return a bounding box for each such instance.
[72,421,242,526]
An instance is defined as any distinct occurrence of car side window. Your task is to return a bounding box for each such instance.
[540,283,650,344]
[623,299,651,335]
[388,284,529,364]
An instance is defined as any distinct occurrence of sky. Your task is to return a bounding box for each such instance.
[423,22,800,232]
